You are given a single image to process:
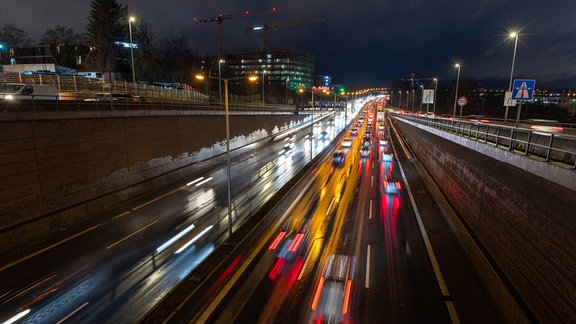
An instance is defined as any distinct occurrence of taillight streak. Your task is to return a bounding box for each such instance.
[268,231,286,250]
[311,276,325,311]
[342,279,353,315]
[288,233,305,252]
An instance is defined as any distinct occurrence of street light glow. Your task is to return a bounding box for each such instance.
[130,16,136,22]
[509,31,517,38]
[195,74,205,80]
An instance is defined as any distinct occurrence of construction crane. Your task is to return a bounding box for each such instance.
[244,17,325,52]
[193,7,278,58]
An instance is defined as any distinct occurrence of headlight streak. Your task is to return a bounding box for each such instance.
[194,177,213,187]
[2,309,30,324]
[186,177,205,186]
[156,223,196,253]
[174,225,214,254]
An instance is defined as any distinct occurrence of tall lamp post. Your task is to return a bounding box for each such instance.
[505,32,519,123]
[452,63,461,118]
[405,90,409,110]
[433,78,438,115]
[262,70,267,105]
[128,16,136,85]
[398,90,402,109]
[419,85,424,111]
[299,87,315,161]
[195,74,256,243]
[218,59,225,105]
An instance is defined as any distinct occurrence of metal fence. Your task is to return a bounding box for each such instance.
[393,113,576,169]
[0,72,208,101]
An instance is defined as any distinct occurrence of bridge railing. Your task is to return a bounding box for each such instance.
[393,113,576,169]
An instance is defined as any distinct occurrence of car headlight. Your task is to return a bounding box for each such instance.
[5,94,14,100]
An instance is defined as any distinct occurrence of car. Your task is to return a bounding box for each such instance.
[360,146,371,157]
[382,153,394,162]
[378,124,385,131]
[350,128,358,136]
[320,131,329,140]
[382,180,402,195]
[311,254,355,323]
[379,138,388,146]
[332,150,345,166]
[342,137,352,148]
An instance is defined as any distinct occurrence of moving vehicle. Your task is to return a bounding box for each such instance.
[332,150,345,166]
[0,83,59,100]
[311,254,355,323]
[360,146,371,157]
[382,180,402,195]
[341,137,352,148]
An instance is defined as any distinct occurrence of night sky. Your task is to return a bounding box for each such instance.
[1,0,575,89]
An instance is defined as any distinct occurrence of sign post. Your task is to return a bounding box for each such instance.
[512,79,535,128]
[457,96,468,119]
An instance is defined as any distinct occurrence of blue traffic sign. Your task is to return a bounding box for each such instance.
[512,79,536,101]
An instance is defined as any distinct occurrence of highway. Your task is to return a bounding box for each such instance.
[0,109,343,323]
[166,105,503,323]
[0,100,504,323]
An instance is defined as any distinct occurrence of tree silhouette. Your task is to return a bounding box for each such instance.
[85,0,128,73]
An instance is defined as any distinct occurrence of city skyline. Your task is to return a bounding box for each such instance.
[1,0,575,89]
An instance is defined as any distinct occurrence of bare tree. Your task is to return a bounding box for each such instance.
[0,24,32,48]
[41,25,86,68]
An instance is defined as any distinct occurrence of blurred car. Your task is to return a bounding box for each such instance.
[332,150,346,166]
[382,153,394,162]
[311,254,355,323]
[84,93,140,102]
[360,146,371,157]
[350,128,358,136]
[382,180,402,195]
[379,138,388,146]
[342,137,352,148]
[321,131,329,139]
[378,124,385,131]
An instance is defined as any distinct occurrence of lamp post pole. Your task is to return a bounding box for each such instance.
[420,85,424,111]
[505,32,519,123]
[398,90,402,109]
[262,70,266,105]
[453,63,461,118]
[405,91,409,110]
[128,16,136,85]
[433,78,438,115]
[218,59,224,105]
[195,74,256,243]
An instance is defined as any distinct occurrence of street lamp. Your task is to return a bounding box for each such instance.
[433,78,438,115]
[218,59,225,105]
[299,87,315,161]
[453,63,461,118]
[420,85,424,111]
[505,31,519,122]
[195,73,257,243]
[262,70,267,105]
[398,90,402,109]
[405,90,409,110]
[128,16,136,85]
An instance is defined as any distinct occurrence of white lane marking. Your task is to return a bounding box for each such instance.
[326,196,335,216]
[371,175,374,187]
[57,301,90,324]
[106,220,158,249]
[395,144,461,324]
[369,200,373,219]
[365,245,371,288]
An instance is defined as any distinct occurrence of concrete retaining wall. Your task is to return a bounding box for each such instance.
[0,111,308,250]
[394,117,576,323]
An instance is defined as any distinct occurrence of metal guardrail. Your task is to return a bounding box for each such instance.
[0,72,208,102]
[393,113,576,169]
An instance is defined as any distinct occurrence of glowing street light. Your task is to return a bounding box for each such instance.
[433,78,438,115]
[195,73,256,243]
[452,63,461,118]
[128,16,136,85]
[504,31,519,122]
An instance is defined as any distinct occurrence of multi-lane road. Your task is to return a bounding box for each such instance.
[1,101,504,323]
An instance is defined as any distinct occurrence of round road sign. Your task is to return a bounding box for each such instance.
[457,96,468,107]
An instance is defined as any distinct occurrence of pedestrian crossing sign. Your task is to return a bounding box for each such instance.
[512,79,536,101]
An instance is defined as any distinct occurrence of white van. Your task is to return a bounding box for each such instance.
[0,83,59,100]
